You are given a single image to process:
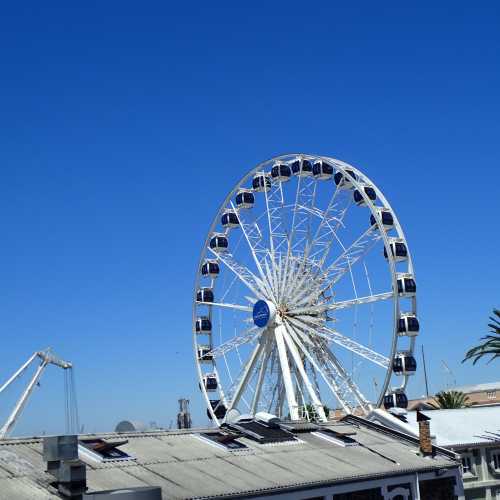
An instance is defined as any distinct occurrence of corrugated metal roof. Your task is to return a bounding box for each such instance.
[404,406,500,447]
[0,419,460,499]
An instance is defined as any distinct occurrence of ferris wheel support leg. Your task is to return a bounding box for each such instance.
[251,338,272,414]
[226,338,266,414]
[274,323,299,420]
[282,325,327,422]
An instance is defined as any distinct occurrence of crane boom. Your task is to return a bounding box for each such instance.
[0,348,72,439]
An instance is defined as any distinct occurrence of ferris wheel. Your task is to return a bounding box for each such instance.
[193,154,419,424]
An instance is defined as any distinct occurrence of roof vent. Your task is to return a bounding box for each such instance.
[255,412,281,427]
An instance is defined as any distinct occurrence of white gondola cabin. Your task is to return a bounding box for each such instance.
[291,158,313,177]
[398,313,419,337]
[203,374,218,391]
[312,160,334,180]
[370,208,394,231]
[209,233,229,252]
[334,169,357,189]
[235,189,254,209]
[396,273,416,297]
[195,316,212,334]
[221,210,239,228]
[384,238,408,262]
[197,345,213,363]
[393,352,417,375]
[383,390,408,410]
[207,400,227,420]
[196,287,214,303]
[252,174,271,192]
[201,260,220,278]
[353,185,377,206]
[271,163,291,182]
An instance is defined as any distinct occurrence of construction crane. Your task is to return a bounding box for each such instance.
[0,348,76,439]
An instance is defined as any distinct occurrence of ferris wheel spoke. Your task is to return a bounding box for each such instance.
[209,248,271,299]
[318,341,372,413]
[285,322,354,414]
[207,326,262,358]
[289,291,393,316]
[201,301,253,312]
[288,176,317,256]
[306,189,350,263]
[318,226,383,293]
[290,318,389,368]
[229,201,274,292]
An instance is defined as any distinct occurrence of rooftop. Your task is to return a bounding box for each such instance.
[451,381,500,394]
[403,405,500,448]
[0,416,460,499]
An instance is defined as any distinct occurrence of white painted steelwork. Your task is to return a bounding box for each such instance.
[193,154,418,424]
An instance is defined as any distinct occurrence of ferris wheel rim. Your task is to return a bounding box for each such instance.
[193,153,418,423]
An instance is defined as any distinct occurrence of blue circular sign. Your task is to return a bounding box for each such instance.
[253,300,271,328]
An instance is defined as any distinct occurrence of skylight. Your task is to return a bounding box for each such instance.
[78,438,136,463]
[312,428,359,447]
[197,431,248,451]
[227,420,297,445]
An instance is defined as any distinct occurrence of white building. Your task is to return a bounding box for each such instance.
[369,405,500,500]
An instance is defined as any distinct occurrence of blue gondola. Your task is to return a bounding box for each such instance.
[195,316,212,334]
[196,287,214,303]
[271,163,291,182]
[396,274,416,297]
[197,345,213,362]
[207,400,227,420]
[201,260,220,278]
[398,313,419,337]
[384,239,408,262]
[370,209,394,230]
[393,353,417,375]
[235,190,254,209]
[252,174,271,192]
[221,211,240,228]
[291,158,313,177]
[334,169,357,189]
[209,234,229,252]
[353,186,377,205]
[203,374,218,391]
[383,391,408,410]
[312,160,334,180]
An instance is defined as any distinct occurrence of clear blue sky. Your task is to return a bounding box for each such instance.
[1,2,499,435]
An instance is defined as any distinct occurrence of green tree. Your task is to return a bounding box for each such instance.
[463,309,500,365]
[430,390,470,409]
[300,404,330,421]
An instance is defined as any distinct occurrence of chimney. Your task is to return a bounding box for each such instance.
[416,410,433,456]
[43,435,87,499]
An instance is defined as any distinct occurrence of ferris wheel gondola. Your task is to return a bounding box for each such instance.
[193,154,419,424]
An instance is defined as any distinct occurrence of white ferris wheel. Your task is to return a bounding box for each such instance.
[193,154,419,424]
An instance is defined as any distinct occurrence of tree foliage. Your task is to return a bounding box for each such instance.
[429,390,470,409]
[463,309,500,365]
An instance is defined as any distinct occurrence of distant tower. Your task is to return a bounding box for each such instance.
[177,399,192,429]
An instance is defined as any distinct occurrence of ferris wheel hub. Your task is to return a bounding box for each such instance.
[252,300,276,328]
